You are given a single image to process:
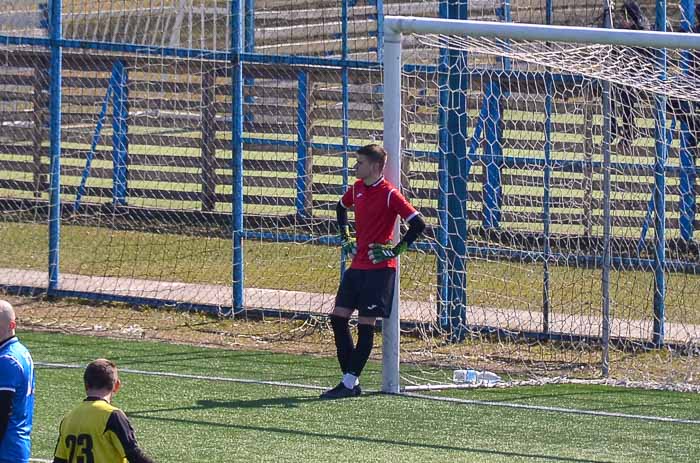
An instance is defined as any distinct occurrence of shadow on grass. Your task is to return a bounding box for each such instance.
[127,404,615,463]
[129,395,323,412]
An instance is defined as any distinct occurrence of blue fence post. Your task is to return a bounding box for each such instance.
[542,0,554,335]
[375,0,384,62]
[436,133,450,331]
[232,0,245,314]
[296,71,310,218]
[340,0,351,278]
[48,0,62,293]
[543,72,553,334]
[653,0,668,347]
[653,96,668,347]
[111,60,129,206]
[437,0,449,331]
[679,119,697,241]
[482,78,503,229]
[480,0,509,230]
[341,0,348,63]
[679,0,696,241]
[499,0,512,69]
[442,0,469,341]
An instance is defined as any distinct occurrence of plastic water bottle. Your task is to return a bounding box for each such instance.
[453,369,501,385]
[452,369,477,384]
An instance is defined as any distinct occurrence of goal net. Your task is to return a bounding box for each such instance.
[384,17,700,391]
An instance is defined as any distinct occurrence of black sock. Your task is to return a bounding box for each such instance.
[330,315,353,374]
[348,323,374,377]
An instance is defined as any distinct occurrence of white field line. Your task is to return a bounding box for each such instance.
[37,362,700,425]
[400,391,700,425]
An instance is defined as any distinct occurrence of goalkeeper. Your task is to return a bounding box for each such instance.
[320,144,425,400]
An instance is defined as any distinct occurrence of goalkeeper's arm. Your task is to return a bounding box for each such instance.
[399,214,426,251]
[336,200,349,236]
[336,201,357,257]
[368,214,426,264]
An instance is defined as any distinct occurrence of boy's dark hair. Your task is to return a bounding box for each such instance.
[84,359,118,390]
[356,144,387,168]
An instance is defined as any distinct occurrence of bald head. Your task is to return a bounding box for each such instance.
[0,300,16,340]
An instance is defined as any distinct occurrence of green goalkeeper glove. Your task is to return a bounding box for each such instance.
[340,226,357,258]
[368,242,408,264]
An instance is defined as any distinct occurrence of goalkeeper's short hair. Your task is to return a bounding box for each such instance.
[357,144,387,168]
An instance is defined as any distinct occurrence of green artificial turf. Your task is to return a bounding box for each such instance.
[24,330,700,463]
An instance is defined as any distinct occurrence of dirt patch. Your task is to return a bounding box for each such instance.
[4,292,335,356]
[4,291,699,387]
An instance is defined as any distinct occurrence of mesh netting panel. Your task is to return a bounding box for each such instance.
[394,29,700,388]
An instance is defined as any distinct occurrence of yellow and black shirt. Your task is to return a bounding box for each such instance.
[53,397,145,463]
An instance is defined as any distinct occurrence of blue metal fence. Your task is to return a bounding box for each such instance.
[0,0,698,348]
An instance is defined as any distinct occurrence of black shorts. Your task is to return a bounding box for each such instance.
[334,268,396,318]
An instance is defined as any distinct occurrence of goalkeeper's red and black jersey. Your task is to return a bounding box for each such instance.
[53,398,139,463]
[340,176,418,270]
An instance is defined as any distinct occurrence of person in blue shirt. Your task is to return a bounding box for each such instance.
[0,299,35,463]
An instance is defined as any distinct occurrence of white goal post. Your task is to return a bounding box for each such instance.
[384,17,700,50]
[381,16,700,393]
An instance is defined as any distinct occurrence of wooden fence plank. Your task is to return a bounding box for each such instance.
[1,48,698,239]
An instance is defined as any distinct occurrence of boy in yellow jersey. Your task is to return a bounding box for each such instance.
[53,359,155,463]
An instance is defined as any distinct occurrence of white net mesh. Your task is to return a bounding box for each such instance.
[393,27,700,388]
[419,33,700,101]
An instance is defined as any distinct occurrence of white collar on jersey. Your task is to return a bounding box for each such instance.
[367,176,384,188]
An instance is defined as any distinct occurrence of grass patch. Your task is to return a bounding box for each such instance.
[24,330,700,463]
